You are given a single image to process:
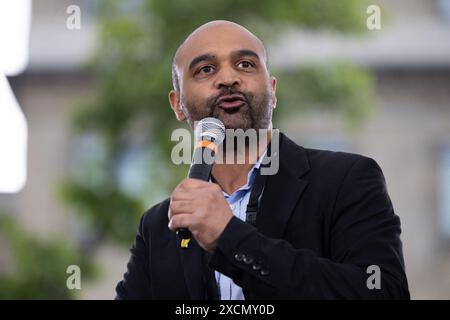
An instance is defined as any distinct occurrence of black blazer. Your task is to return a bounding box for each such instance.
[116,132,409,299]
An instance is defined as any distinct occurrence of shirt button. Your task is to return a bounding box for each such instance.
[234,253,245,262]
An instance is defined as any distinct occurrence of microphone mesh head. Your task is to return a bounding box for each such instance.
[194,117,225,145]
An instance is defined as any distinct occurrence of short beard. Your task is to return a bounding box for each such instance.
[181,87,273,131]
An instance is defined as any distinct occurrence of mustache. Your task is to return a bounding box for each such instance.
[210,88,251,108]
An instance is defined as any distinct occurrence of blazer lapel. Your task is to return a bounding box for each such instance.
[257,132,310,239]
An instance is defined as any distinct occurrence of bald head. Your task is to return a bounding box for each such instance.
[171,20,269,91]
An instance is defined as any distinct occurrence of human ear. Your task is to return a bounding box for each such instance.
[169,90,187,122]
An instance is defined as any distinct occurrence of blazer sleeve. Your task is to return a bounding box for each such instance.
[208,157,410,299]
[115,212,152,299]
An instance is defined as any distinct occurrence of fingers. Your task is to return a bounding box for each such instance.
[168,178,222,233]
[178,178,211,191]
[171,178,211,201]
[168,200,194,220]
[168,213,193,232]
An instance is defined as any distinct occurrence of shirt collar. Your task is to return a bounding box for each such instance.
[219,148,267,198]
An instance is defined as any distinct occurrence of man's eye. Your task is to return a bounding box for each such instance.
[198,66,214,74]
[238,61,253,69]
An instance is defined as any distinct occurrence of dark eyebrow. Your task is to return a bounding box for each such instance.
[188,53,216,71]
[231,49,261,61]
[188,49,262,71]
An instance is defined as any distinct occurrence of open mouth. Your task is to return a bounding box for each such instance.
[216,94,247,113]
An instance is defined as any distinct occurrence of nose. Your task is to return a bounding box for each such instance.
[214,65,241,89]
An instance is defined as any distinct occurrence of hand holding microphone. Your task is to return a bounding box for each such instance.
[168,118,232,251]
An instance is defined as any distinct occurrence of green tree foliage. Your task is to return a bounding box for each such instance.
[61,0,374,245]
[0,214,95,299]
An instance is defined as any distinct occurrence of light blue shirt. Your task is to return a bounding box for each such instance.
[214,155,264,300]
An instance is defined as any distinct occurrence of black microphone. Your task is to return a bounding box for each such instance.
[176,117,226,240]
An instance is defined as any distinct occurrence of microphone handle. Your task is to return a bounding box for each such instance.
[187,162,213,181]
[176,146,214,240]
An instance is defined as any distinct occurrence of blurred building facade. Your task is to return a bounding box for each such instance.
[1,0,450,299]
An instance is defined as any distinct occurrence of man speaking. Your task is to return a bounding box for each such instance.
[115,20,409,299]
